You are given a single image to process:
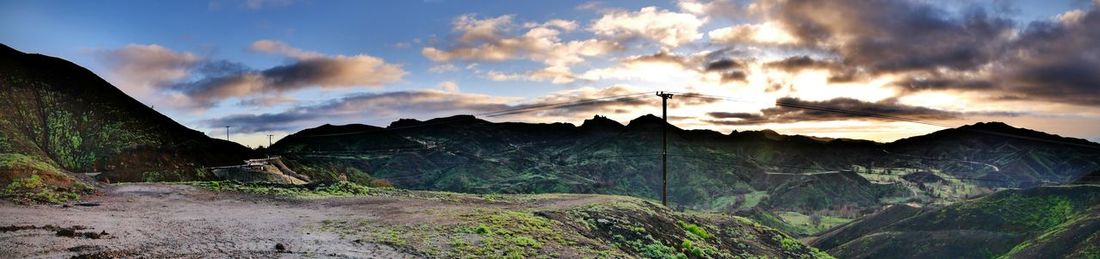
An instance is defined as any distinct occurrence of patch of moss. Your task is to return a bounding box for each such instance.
[191,181,372,197]
[2,174,84,204]
[677,220,712,240]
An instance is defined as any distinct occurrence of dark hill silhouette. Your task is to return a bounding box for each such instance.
[269,112,1100,216]
[0,43,256,185]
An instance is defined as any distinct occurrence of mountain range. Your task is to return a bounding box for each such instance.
[267,113,1100,215]
[3,43,1100,258]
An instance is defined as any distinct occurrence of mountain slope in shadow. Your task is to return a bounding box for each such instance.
[0,43,256,187]
[810,185,1100,258]
[270,111,1100,216]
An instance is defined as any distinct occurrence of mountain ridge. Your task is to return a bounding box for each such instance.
[0,43,256,190]
[269,112,1100,217]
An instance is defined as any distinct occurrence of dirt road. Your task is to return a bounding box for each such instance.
[0,183,621,258]
[0,184,420,258]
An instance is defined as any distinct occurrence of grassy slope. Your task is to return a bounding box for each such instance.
[814,185,1100,258]
[193,181,834,259]
[0,44,256,195]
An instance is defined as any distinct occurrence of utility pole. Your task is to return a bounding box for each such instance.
[656,91,674,207]
[225,126,230,141]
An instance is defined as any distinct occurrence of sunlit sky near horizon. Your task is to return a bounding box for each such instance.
[3,0,1100,148]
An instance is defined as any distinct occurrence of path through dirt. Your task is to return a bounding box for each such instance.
[0,183,617,258]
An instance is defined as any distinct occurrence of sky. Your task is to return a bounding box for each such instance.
[2,0,1100,148]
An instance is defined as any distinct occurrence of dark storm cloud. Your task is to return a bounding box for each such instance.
[764,0,1015,73]
[494,85,701,117]
[625,51,695,67]
[993,7,1100,105]
[705,97,960,125]
[704,59,743,71]
[762,56,830,71]
[98,40,406,109]
[172,53,406,107]
[698,0,1100,106]
[704,58,750,83]
[892,77,995,92]
[762,56,860,83]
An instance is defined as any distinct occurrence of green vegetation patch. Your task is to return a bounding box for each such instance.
[678,220,712,240]
[949,193,1076,231]
[191,180,372,197]
[320,208,623,259]
[2,174,90,204]
[776,211,853,235]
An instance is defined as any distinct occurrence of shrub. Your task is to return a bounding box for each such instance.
[640,242,687,259]
[2,175,80,204]
[678,220,712,239]
[369,178,394,188]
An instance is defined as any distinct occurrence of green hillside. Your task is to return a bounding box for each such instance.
[268,113,1100,225]
[811,185,1100,258]
[0,44,256,202]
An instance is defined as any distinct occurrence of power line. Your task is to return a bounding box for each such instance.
[657,91,674,206]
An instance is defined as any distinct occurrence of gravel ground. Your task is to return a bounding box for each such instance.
[0,184,419,258]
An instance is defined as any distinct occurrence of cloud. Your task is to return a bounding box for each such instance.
[97,41,405,110]
[690,0,1100,108]
[428,63,459,73]
[590,6,706,48]
[702,57,749,83]
[201,90,517,133]
[494,85,652,118]
[94,44,201,98]
[677,0,741,18]
[249,39,323,59]
[174,40,405,108]
[708,22,798,45]
[438,81,460,92]
[991,6,1100,105]
[757,0,1015,73]
[422,14,618,84]
[705,97,960,125]
[761,56,857,82]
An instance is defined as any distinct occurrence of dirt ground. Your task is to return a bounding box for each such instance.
[0,184,419,258]
[0,183,617,258]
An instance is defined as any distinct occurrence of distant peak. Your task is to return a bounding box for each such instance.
[758,129,786,140]
[626,114,663,126]
[388,114,486,129]
[299,123,379,136]
[961,121,1014,130]
[580,115,624,130]
[388,118,423,128]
